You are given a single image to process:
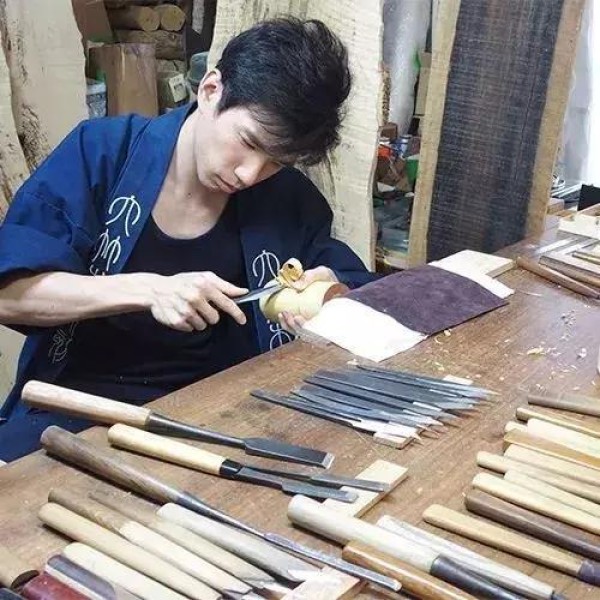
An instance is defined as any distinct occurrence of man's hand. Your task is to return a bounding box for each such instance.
[278,265,338,334]
[146,272,248,332]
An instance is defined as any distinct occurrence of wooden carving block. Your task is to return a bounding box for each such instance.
[323,459,408,518]
[281,567,364,600]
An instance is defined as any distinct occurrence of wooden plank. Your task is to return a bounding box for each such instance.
[207,0,383,268]
[0,29,29,218]
[409,0,585,265]
[526,0,587,236]
[408,0,461,266]
[0,0,87,170]
[323,460,408,518]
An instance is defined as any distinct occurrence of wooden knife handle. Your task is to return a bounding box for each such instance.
[466,489,600,563]
[0,543,37,589]
[343,541,477,600]
[528,390,600,417]
[527,419,600,458]
[516,406,600,439]
[472,472,600,536]
[504,429,600,470]
[63,543,188,600]
[40,426,179,505]
[423,504,582,576]
[516,257,600,299]
[108,424,225,475]
[22,381,150,427]
[21,573,88,600]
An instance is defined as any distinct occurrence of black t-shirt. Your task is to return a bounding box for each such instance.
[56,197,258,402]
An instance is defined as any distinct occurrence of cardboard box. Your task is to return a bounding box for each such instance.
[71,0,113,43]
[415,51,431,116]
[89,44,158,117]
[157,72,188,112]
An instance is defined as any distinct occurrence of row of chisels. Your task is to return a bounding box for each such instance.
[251,364,496,448]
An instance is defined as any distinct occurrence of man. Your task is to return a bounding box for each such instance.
[0,18,373,460]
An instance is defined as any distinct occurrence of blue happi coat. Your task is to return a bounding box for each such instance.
[0,104,373,460]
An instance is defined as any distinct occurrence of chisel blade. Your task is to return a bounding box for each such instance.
[243,437,334,468]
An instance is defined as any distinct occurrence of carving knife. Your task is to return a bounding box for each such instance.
[40,427,401,592]
[22,381,333,467]
[355,365,497,398]
[107,424,356,502]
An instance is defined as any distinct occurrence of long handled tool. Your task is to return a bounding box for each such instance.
[23,381,333,467]
[40,426,400,592]
[342,541,477,600]
[48,488,260,600]
[287,495,526,600]
[516,406,600,440]
[466,489,600,563]
[378,516,559,600]
[423,504,600,588]
[90,489,290,597]
[107,424,356,502]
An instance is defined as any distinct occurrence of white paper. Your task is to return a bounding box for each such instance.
[303,297,426,362]
[429,261,514,299]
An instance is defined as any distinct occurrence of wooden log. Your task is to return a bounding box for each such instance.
[477,451,600,504]
[466,489,600,563]
[39,503,219,600]
[0,543,37,589]
[505,445,600,486]
[63,543,187,600]
[114,30,183,60]
[423,504,600,585]
[107,7,160,32]
[156,4,186,31]
[343,542,476,600]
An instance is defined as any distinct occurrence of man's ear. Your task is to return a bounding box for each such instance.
[197,69,223,112]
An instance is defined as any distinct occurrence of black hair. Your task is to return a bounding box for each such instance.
[215,17,351,166]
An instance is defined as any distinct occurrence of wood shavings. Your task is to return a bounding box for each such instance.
[527,347,547,356]
[577,348,588,359]
[443,329,452,337]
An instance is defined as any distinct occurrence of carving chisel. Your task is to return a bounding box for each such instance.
[303,376,459,421]
[107,424,356,502]
[90,489,291,597]
[40,426,401,592]
[251,389,411,444]
[380,515,560,600]
[297,383,437,427]
[355,364,497,398]
[293,387,426,430]
[288,495,526,600]
[23,380,333,467]
[314,370,479,409]
[48,488,262,600]
[423,504,598,591]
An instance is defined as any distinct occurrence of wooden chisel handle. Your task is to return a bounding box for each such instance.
[528,390,600,418]
[0,543,38,589]
[22,381,150,427]
[423,504,599,583]
[287,496,524,600]
[516,407,600,440]
[466,490,600,563]
[343,542,477,600]
[516,257,600,299]
[41,427,179,505]
[21,573,88,600]
[108,424,225,475]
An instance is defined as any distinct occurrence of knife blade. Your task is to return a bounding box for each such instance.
[234,282,282,304]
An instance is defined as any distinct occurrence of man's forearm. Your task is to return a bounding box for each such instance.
[0,272,156,327]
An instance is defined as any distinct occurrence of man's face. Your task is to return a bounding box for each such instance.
[193,70,285,194]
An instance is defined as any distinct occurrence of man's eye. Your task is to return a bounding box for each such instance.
[240,136,255,150]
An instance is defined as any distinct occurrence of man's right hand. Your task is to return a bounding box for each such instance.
[146,272,248,332]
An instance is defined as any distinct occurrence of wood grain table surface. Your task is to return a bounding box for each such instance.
[1,231,599,599]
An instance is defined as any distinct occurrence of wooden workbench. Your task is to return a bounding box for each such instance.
[1,234,599,599]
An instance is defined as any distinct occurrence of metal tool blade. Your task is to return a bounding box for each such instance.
[147,413,333,468]
[235,282,282,304]
[236,467,357,502]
